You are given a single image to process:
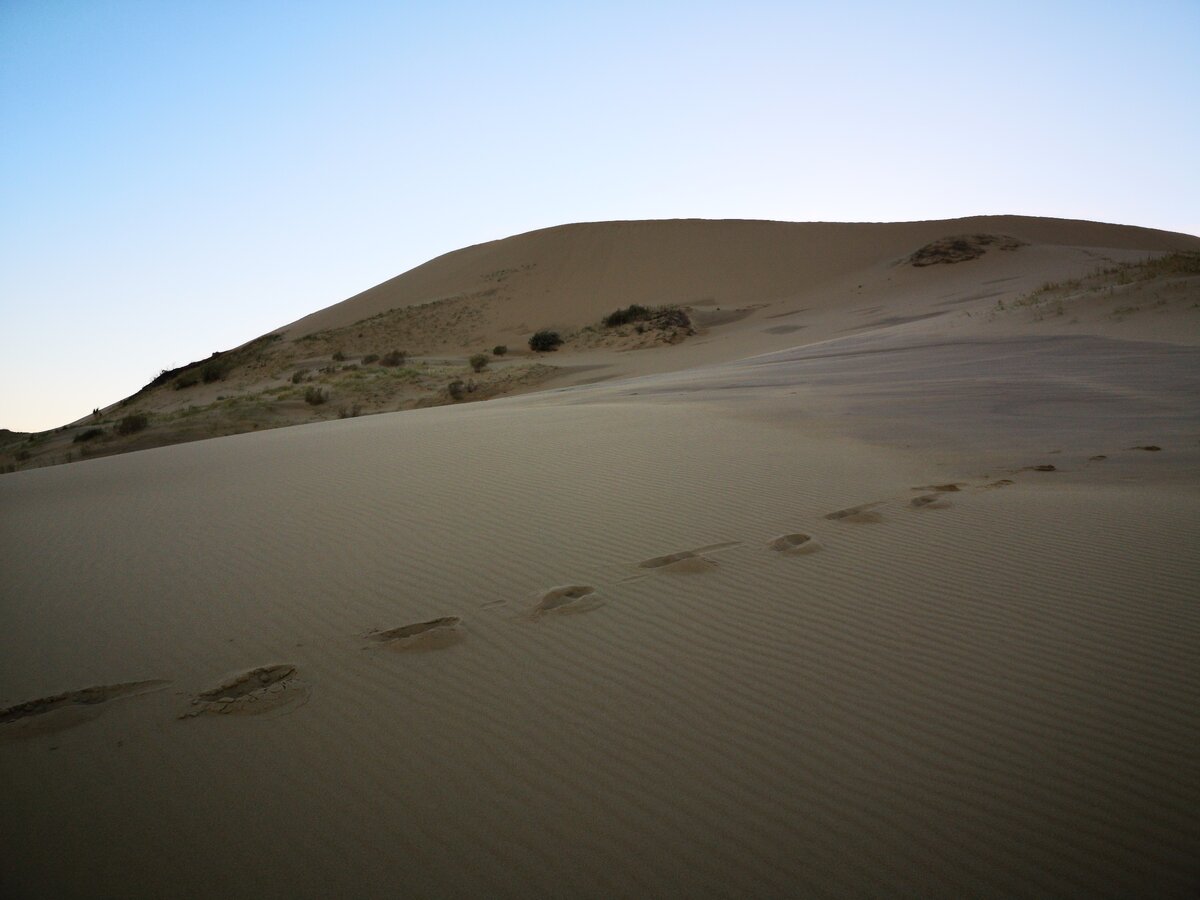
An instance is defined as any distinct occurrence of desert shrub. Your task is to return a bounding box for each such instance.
[73,428,105,443]
[380,350,406,367]
[529,330,563,352]
[493,345,507,356]
[92,407,101,417]
[337,403,362,419]
[469,353,488,373]
[304,386,327,405]
[201,361,225,383]
[291,370,307,384]
[362,353,379,365]
[447,379,466,401]
[331,350,346,361]
[174,373,199,390]
[16,450,30,461]
[602,304,652,327]
[116,413,149,435]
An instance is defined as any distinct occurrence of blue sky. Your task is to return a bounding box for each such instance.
[3,0,1198,432]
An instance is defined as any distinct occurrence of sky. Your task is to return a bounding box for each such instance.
[2,0,1198,432]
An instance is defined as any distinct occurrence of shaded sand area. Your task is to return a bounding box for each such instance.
[2,218,1200,897]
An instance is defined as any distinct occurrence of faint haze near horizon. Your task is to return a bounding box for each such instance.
[2,0,1197,432]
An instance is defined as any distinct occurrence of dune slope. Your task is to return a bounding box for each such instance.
[2,217,1199,898]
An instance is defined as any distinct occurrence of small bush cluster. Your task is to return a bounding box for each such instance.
[469,353,489,373]
[201,361,225,383]
[304,387,327,405]
[361,353,379,365]
[73,427,105,443]
[447,379,466,400]
[529,330,563,352]
[291,370,307,384]
[116,414,149,436]
[174,374,199,390]
[379,350,406,367]
[331,350,346,361]
[602,304,652,327]
[492,345,507,356]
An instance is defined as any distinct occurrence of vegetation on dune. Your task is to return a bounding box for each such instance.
[602,304,654,327]
[529,330,564,352]
[993,250,1200,322]
[116,413,149,435]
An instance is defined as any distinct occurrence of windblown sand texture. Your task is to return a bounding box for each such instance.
[2,217,1199,898]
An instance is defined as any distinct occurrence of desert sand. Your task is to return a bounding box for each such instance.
[2,217,1199,898]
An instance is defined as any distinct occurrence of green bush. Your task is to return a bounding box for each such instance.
[362,353,379,365]
[331,350,346,361]
[304,387,327,405]
[116,414,149,435]
[73,428,104,443]
[447,379,466,401]
[291,370,307,384]
[529,330,563,352]
[201,361,225,383]
[493,345,507,356]
[380,350,406,367]
[174,374,199,390]
[469,353,488,373]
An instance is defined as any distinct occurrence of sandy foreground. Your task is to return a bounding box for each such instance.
[2,218,1199,898]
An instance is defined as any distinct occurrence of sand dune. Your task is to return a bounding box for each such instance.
[2,217,1199,898]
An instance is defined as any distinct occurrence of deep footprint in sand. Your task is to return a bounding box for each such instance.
[1,679,169,738]
[982,479,1015,489]
[367,616,464,651]
[912,483,962,493]
[637,541,741,573]
[768,533,820,555]
[180,665,310,719]
[824,502,884,524]
[533,585,604,617]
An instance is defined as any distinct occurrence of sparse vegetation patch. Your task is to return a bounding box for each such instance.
[909,234,1026,267]
[529,330,564,352]
[116,414,149,436]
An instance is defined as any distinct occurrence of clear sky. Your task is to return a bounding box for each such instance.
[2,0,1198,432]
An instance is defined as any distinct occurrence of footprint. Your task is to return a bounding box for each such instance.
[912,483,962,492]
[824,502,884,524]
[1089,455,1108,461]
[533,585,604,617]
[1129,445,1162,452]
[367,616,463,651]
[638,550,716,572]
[982,479,1015,489]
[768,533,820,555]
[1025,465,1057,472]
[910,494,950,509]
[1,679,169,738]
[180,665,309,719]
[636,542,740,574]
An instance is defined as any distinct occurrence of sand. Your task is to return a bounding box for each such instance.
[2,217,1199,898]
